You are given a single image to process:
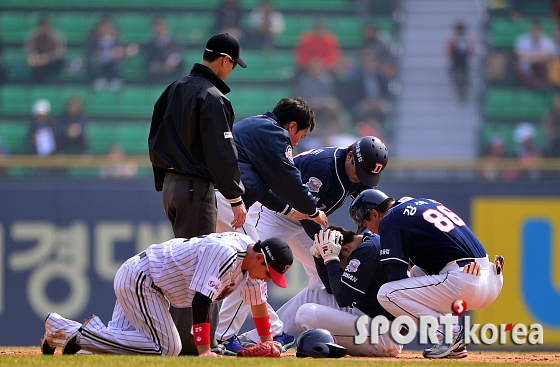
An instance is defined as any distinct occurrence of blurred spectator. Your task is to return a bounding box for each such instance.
[362,23,397,78]
[295,18,341,71]
[143,18,184,84]
[25,17,66,83]
[514,122,544,180]
[478,134,519,182]
[0,136,7,178]
[514,20,555,89]
[88,17,128,91]
[295,60,337,109]
[445,21,477,101]
[57,96,89,154]
[355,114,390,147]
[29,99,57,156]
[547,27,560,86]
[99,144,138,179]
[542,92,560,156]
[214,0,244,41]
[339,48,392,124]
[246,0,285,49]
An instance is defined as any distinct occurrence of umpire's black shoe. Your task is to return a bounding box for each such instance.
[62,330,82,355]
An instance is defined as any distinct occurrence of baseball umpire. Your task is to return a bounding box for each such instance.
[41,233,292,357]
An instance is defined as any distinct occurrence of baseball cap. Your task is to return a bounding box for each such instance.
[32,99,51,116]
[205,33,247,68]
[258,237,293,288]
[352,136,388,187]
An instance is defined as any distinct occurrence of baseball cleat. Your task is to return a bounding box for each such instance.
[40,334,56,355]
[423,326,466,359]
[273,332,295,352]
[220,335,245,356]
[62,330,82,355]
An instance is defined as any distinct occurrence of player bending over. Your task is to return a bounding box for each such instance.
[350,189,505,359]
[40,233,292,357]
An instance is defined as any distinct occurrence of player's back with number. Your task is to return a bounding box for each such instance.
[379,197,486,275]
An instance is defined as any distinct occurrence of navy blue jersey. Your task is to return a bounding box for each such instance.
[232,112,317,215]
[316,232,393,320]
[379,197,487,276]
[260,147,370,238]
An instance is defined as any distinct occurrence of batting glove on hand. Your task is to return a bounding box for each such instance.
[494,255,505,275]
[462,261,481,276]
[237,341,282,358]
[313,229,342,263]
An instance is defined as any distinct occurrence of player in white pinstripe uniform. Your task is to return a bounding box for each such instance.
[40,232,293,356]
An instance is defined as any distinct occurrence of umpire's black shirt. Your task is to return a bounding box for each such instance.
[148,63,244,200]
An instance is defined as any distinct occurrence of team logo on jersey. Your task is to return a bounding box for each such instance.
[306,177,323,193]
[205,276,221,295]
[346,259,361,272]
[215,282,236,301]
[342,272,358,282]
[260,282,268,297]
[285,146,294,163]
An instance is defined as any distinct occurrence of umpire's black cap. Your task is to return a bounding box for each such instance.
[205,33,247,68]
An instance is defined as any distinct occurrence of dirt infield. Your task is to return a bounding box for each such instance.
[2,347,560,364]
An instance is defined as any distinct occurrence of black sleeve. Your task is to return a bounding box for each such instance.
[385,262,409,282]
[192,291,212,325]
[200,95,245,200]
[314,257,332,294]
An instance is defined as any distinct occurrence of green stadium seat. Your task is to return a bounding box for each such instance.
[517,89,552,120]
[167,13,215,46]
[488,18,531,48]
[122,54,147,82]
[86,91,120,117]
[225,50,296,82]
[2,48,30,81]
[0,12,39,43]
[51,12,101,44]
[159,0,222,9]
[327,17,365,47]
[274,16,315,47]
[115,124,150,154]
[484,88,516,120]
[119,88,154,118]
[8,167,38,178]
[66,167,100,178]
[240,0,353,11]
[228,86,293,118]
[0,122,31,154]
[86,123,116,154]
[115,13,154,43]
[0,85,31,116]
[481,122,545,155]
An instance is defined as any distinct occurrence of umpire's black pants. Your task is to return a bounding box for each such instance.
[163,171,219,355]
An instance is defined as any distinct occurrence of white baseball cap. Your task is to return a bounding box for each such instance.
[32,99,51,115]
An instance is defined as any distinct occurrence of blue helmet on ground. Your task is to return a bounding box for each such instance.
[296,328,347,358]
[349,188,389,233]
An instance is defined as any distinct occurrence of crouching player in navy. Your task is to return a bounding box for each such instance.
[40,233,292,357]
[350,189,504,359]
[238,215,403,356]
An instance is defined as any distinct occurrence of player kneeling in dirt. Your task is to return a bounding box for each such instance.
[40,233,291,357]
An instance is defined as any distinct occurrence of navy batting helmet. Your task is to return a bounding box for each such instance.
[349,188,389,233]
[352,136,388,187]
[296,329,347,358]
